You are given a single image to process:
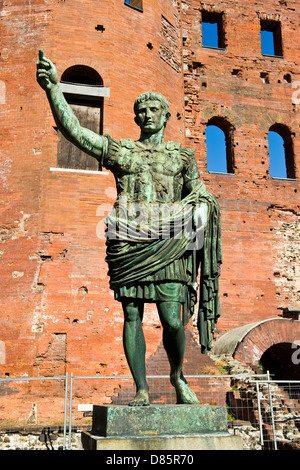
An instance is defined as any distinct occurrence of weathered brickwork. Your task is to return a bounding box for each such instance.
[182,0,300,334]
[0,0,299,397]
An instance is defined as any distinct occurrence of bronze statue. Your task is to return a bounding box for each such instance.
[37,50,222,406]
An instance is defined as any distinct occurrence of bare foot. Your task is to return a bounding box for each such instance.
[128,389,150,407]
[174,379,199,404]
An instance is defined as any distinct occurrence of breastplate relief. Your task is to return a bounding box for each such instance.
[114,141,184,205]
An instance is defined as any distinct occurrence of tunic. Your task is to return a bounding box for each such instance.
[101,135,200,302]
[99,134,222,353]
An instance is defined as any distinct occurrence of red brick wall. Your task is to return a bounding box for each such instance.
[182,0,300,334]
[0,0,299,390]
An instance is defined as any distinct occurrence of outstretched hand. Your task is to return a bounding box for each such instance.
[36,49,58,91]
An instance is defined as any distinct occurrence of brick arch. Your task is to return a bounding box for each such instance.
[256,111,298,136]
[56,57,111,88]
[195,104,243,130]
[206,115,235,131]
[213,318,300,366]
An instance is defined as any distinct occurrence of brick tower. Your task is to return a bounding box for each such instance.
[182,0,299,337]
[0,0,299,389]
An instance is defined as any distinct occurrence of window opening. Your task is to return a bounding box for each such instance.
[58,65,104,171]
[205,118,234,174]
[260,20,283,57]
[124,0,143,12]
[268,124,295,179]
[201,11,225,49]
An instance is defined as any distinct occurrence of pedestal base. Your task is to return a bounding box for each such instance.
[81,405,243,450]
[81,431,243,451]
[91,404,228,436]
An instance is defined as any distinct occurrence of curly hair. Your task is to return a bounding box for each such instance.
[134,92,170,115]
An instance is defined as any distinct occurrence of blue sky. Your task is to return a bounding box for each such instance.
[261,30,275,56]
[205,126,228,173]
[202,22,219,48]
[268,131,287,178]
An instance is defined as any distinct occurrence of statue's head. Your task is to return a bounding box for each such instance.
[134,92,170,115]
[134,92,171,134]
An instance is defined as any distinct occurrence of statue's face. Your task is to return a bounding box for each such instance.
[135,100,170,134]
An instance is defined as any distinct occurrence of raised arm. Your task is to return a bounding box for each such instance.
[36,50,107,161]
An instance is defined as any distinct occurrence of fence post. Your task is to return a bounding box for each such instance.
[68,372,74,450]
[267,371,278,450]
[255,381,264,447]
[63,372,69,450]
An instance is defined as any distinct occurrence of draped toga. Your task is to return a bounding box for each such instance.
[99,134,222,353]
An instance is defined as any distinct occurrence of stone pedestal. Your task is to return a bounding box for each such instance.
[81,405,243,450]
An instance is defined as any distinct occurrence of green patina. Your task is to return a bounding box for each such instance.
[92,404,228,437]
[37,50,222,406]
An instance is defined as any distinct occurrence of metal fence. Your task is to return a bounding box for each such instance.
[0,373,299,450]
[249,378,300,450]
[0,374,69,449]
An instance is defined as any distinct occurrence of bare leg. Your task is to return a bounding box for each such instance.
[122,299,149,406]
[157,301,199,404]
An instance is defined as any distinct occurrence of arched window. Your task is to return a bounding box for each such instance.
[268,124,295,179]
[58,65,108,171]
[205,117,234,173]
